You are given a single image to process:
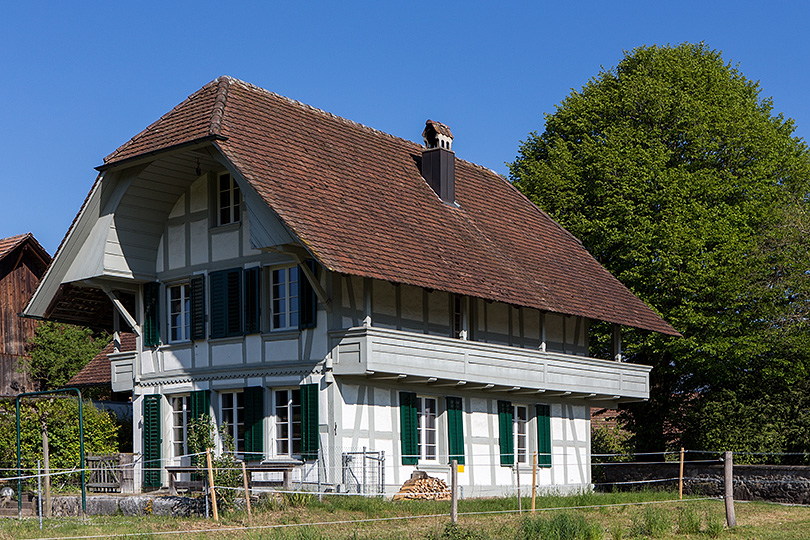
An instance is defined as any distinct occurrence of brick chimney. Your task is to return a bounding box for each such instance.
[421,120,455,204]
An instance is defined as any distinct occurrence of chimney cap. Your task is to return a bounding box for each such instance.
[423,120,454,150]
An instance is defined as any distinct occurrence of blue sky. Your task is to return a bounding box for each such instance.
[3,1,808,255]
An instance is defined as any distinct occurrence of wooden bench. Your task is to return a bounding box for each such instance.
[166,459,302,495]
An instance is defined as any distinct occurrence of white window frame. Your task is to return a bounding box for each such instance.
[417,396,438,462]
[171,395,190,465]
[217,172,241,226]
[168,283,191,343]
[270,266,300,330]
[220,391,245,455]
[274,388,301,457]
[514,404,528,464]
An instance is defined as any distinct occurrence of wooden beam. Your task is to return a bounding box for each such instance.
[100,285,141,337]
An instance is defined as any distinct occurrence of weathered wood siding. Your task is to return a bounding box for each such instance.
[0,247,45,395]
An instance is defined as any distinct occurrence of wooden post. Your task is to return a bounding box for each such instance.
[724,451,736,528]
[515,463,522,514]
[450,460,458,525]
[41,417,50,518]
[531,452,538,513]
[241,461,252,524]
[206,449,219,522]
[679,447,685,499]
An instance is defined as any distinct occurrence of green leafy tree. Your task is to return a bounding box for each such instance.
[27,322,109,389]
[510,42,810,456]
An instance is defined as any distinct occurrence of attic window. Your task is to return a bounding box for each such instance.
[218,172,241,226]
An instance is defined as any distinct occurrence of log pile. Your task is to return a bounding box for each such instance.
[393,471,451,501]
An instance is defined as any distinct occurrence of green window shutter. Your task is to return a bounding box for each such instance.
[143,282,160,347]
[300,383,319,460]
[210,269,242,338]
[210,271,227,339]
[244,267,261,334]
[243,386,265,462]
[446,396,464,465]
[143,394,162,489]
[226,270,243,336]
[190,275,206,340]
[298,260,318,330]
[536,404,552,467]
[190,390,210,421]
[497,400,514,466]
[399,391,418,465]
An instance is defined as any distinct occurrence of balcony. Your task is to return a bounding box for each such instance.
[330,327,650,402]
[110,351,137,392]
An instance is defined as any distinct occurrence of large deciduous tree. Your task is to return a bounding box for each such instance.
[510,42,810,457]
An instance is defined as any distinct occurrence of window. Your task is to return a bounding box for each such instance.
[514,405,528,464]
[171,395,190,463]
[217,172,241,226]
[221,391,245,454]
[453,295,465,339]
[271,267,299,330]
[168,284,191,342]
[417,396,438,461]
[275,389,302,456]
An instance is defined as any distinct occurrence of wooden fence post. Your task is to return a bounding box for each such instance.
[724,451,736,528]
[450,460,458,525]
[679,447,685,499]
[206,449,219,523]
[531,452,538,513]
[241,461,252,525]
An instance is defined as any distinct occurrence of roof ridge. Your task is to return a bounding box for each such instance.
[209,76,231,136]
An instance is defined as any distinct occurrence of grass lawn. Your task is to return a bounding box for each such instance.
[1,491,809,539]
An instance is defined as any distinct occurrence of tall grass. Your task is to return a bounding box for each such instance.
[516,513,602,540]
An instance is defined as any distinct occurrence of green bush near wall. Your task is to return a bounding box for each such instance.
[0,397,119,472]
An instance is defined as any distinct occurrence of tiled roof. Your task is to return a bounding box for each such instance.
[104,77,679,336]
[67,333,136,387]
[0,233,38,261]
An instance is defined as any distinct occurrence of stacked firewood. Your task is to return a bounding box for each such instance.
[393,471,451,501]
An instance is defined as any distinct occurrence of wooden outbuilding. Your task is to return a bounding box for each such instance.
[0,233,50,396]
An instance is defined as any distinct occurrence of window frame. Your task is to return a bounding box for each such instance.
[416,396,439,462]
[513,404,529,464]
[220,390,246,456]
[274,388,302,457]
[270,266,300,331]
[217,172,241,226]
[167,283,191,343]
[170,395,190,465]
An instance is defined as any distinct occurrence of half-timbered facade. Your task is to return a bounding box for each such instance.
[0,233,49,396]
[25,77,678,495]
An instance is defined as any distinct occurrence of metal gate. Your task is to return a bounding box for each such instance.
[341,449,384,495]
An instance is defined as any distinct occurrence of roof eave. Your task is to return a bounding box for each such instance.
[95,135,227,172]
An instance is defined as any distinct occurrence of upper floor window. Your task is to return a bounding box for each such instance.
[218,172,241,226]
[168,284,191,343]
[453,295,466,339]
[417,396,438,461]
[221,391,245,454]
[271,266,300,330]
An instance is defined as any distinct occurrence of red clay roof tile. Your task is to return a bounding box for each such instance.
[67,333,136,387]
[105,77,679,336]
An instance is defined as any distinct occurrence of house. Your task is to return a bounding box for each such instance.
[25,76,678,495]
[0,233,50,396]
